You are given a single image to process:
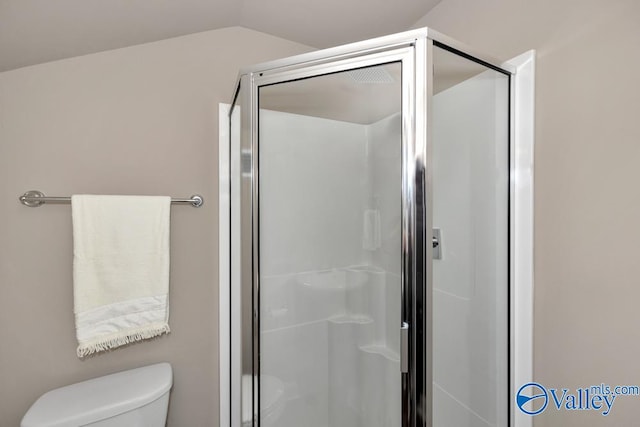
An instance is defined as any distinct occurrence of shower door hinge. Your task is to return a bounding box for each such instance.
[400,322,409,373]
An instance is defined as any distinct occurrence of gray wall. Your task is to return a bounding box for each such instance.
[0,27,309,426]
[416,0,640,425]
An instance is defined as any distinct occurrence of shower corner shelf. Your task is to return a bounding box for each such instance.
[358,344,400,363]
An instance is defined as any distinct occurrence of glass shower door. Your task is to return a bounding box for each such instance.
[257,61,403,427]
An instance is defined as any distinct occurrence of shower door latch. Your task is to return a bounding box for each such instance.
[400,322,409,373]
[432,228,442,260]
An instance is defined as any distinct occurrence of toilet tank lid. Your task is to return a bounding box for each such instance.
[21,362,172,427]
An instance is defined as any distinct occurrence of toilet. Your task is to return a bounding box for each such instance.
[242,374,285,427]
[21,363,172,427]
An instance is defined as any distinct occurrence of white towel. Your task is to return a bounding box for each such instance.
[71,195,171,357]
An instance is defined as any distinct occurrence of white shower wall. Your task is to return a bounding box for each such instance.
[259,109,401,427]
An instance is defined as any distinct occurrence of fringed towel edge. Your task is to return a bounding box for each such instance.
[77,323,170,358]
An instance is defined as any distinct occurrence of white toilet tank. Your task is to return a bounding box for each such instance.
[21,363,172,427]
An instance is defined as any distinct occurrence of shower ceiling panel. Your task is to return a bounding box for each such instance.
[259,55,488,125]
[259,64,401,124]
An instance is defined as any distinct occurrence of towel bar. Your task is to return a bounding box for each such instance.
[19,190,204,208]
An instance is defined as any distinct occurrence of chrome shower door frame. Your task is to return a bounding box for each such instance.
[229,27,517,427]
[245,39,428,427]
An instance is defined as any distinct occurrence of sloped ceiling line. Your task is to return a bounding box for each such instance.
[0,0,442,72]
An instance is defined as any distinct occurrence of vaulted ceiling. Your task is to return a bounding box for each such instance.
[0,0,442,72]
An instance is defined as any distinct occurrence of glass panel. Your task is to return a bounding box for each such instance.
[431,46,510,427]
[230,79,258,426]
[257,63,402,427]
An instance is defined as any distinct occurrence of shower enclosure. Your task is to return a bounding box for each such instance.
[225,28,532,427]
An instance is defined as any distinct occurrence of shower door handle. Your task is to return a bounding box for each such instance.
[400,322,409,373]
